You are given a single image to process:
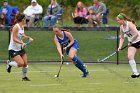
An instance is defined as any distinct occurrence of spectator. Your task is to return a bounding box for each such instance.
[43,0,60,27]
[0,0,12,26]
[0,13,6,28]
[73,1,88,27]
[87,0,106,27]
[11,6,19,25]
[23,0,43,27]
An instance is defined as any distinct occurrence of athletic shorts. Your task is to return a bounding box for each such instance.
[131,41,140,49]
[9,49,26,58]
[66,40,80,55]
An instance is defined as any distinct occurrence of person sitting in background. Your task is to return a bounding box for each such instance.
[0,0,12,26]
[0,13,6,28]
[87,0,106,27]
[73,1,88,27]
[43,0,60,27]
[11,6,19,25]
[23,0,43,27]
[87,7,97,27]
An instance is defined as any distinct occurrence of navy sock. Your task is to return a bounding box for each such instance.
[72,56,88,74]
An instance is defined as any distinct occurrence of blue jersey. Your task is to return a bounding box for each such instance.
[56,31,80,54]
[56,31,70,47]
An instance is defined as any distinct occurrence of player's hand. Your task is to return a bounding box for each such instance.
[61,55,64,58]
[63,47,67,50]
[118,47,121,51]
[29,37,33,41]
[128,42,132,47]
[22,42,26,48]
[60,55,64,60]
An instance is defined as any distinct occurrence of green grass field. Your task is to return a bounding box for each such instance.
[0,63,140,93]
[0,30,140,93]
[0,31,140,63]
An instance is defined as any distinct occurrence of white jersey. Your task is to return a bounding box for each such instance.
[8,24,24,51]
[121,21,140,43]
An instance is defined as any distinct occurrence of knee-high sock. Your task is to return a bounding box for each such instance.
[9,61,18,67]
[22,65,28,78]
[129,60,138,74]
[72,56,88,73]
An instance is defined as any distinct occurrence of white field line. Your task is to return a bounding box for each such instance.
[124,82,140,84]
[30,83,104,87]
[30,84,61,87]
[0,69,108,74]
[87,83,104,85]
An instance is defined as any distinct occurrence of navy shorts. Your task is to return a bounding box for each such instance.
[9,49,26,58]
[131,41,140,49]
[66,40,80,55]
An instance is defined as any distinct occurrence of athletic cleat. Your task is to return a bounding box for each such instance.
[131,74,140,78]
[22,77,31,81]
[6,60,12,73]
[82,71,89,78]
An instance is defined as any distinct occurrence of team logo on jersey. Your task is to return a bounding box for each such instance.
[124,30,132,37]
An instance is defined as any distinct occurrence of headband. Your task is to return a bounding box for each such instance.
[117,14,125,20]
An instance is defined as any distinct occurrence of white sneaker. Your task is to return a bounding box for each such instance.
[6,60,12,73]
[131,73,140,78]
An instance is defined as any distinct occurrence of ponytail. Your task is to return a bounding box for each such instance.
[14,13,25,24]
[126,18,135,24]
[61,28,71,32]
[10,13,25,32]
[117,13,135,24]
[53,24,71,32]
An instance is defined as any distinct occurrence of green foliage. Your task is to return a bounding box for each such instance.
[103,0,140,20]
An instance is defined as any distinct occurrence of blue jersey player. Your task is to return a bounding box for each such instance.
[53,25,89,77]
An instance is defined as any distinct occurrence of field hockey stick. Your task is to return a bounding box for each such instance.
[97,45,128,62]
[55,56,64,78]
[22,40,33,48]
[55,45,64,78]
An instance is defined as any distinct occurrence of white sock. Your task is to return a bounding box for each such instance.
[9,61,18,67]
[129,60,139,75]
[22,65,28,78]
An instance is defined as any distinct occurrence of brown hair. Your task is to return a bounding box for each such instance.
[0,13,6,25]
[75,1,84,12]
[117,13,135,24]
[14,13,25,24]
[10,13,25,32]
[53,25,71,32]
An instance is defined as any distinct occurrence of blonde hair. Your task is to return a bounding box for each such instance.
[53,25,71,32]
[117,13,135,24]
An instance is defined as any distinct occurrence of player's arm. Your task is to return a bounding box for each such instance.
[118,26,125,51]
[23,34,33,41]
[129,22,139,43]
[64,31,74,49]
[12,25,25,45]
[54,36,63,57]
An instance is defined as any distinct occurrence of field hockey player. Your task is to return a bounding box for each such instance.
[117,13,140,78]
[53,25,89,77]
[7,13,33,81]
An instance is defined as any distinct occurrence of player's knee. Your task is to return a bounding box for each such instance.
[23,63,28,67]
[128,55,134,60]
[68,55,74,60]
[17,62,25,67]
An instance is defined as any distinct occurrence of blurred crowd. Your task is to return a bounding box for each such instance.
[0,0,108,28]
